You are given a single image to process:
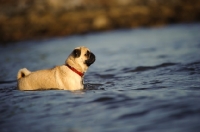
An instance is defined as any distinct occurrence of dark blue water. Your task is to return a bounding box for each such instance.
[1,23,200,132]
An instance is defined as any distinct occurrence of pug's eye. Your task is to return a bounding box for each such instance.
[73,49,81,58]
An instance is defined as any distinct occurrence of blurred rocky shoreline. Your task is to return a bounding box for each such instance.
[0,0,200,43]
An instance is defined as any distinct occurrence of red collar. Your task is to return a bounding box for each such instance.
[66,64,84,77]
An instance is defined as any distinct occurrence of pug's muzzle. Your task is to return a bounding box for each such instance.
[85,52,95,66]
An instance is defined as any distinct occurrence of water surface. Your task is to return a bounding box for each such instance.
[1,24,200,132]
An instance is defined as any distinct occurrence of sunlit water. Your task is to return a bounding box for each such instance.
[1,23,200,132]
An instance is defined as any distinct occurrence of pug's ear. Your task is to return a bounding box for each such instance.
[72,49,81,58]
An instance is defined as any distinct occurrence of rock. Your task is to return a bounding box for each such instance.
[93,15,110,30]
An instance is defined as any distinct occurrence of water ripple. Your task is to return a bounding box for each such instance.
[118,110,149,119]
[122,62,177,73]
[1,24,200,132]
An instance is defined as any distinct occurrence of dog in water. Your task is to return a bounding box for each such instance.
[17,46,95,91]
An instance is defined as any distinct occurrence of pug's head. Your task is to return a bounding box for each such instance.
[66,46,96,72]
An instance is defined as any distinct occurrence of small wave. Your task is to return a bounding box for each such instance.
[0,80,17,91]
[93,73,115,79]
[118,110,149,119]
[92,97,115,102]
[122,62,177,73]
[134,86,167,90]
[84,83,104,90]
[157,55,168,58]
[0,86,16,92]
[185,87,200,91]
[104,68,116,72]
[0,80,17,84]
[178,60,200,74]
[149,80,163,84]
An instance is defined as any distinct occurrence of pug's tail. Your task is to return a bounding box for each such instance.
[17,68,31,79]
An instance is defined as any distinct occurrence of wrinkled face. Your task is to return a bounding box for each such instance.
[71,46,96,67]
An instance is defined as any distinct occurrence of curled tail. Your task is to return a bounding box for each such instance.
[17,68,31,79]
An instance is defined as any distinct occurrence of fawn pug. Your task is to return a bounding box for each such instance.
[17,46,95,91]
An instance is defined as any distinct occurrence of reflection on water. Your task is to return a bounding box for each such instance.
[0,24,200,132]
